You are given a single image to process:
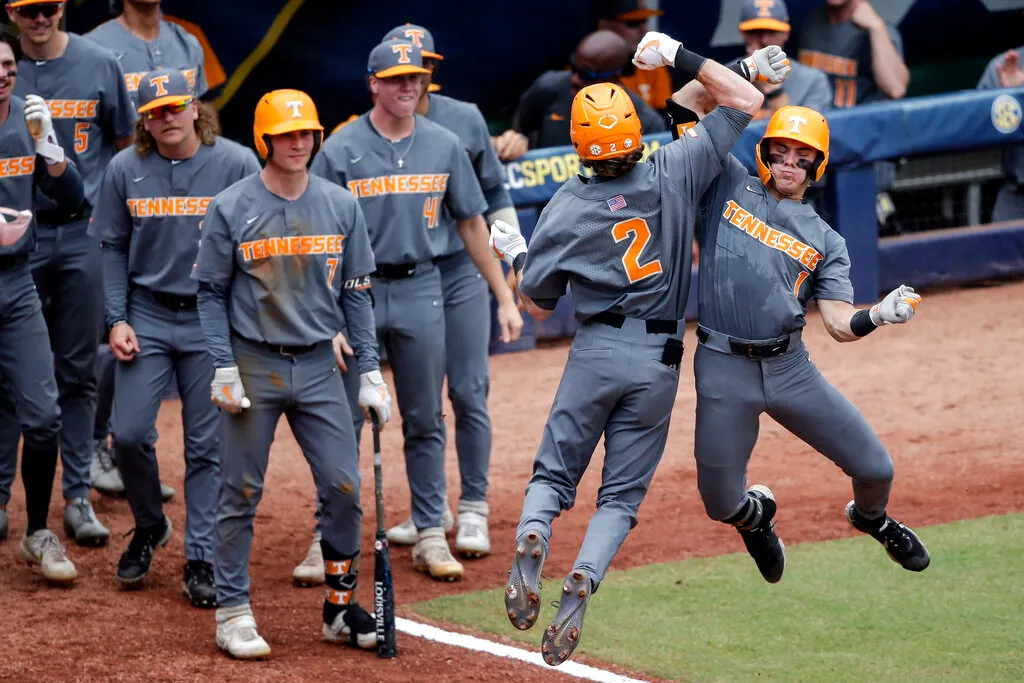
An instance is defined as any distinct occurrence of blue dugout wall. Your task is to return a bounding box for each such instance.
[491,87,1024,354]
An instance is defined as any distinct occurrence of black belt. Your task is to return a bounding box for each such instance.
[0,253,28,271]
[148,290,197,310]
[244,338,321,356]
[36,204,91,227]
[590,311,678,335]
[696,327,790,359]
[373,260,435,280]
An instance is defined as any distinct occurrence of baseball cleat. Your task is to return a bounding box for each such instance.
[116,516,173,586]
[21,529,77,585]
[216,604,271,660]
[412,527,464,581]
[505,531,546,630]
[455,500,490,558]
[541,569,593,666]
[182,560,218,608]
[387,505,455,546]
[845,501,930,572]
[90,438,124,497]
[160,482,176,503]
[63,498,110,547]
[292,531,325,586]
[736,485,786,583]
[323,604,376,650]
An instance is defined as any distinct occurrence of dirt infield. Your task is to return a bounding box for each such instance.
[1,281,1022,682]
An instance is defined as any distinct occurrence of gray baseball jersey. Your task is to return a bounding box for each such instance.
[85,19,208,107]
[697,155,853,340]
[797,5,904,108]
[90,138,260,305]
[425,93,513,256]
[14,33,137,209]
[311,113,487,264]
[0,96,85,256]
[521,106,753,321]
[193,173,376,348]
[977,47,1024,187]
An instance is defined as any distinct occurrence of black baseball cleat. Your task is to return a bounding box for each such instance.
[845,501,930,572]
[736,485,786,584]
[116,516,172,586]
[323,604,376,650]
[182,560,218,608]
[541,569,593,666]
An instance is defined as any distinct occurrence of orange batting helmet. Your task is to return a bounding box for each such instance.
[253,89,324,161]
[755,105,829,186]
[570,83,642,162]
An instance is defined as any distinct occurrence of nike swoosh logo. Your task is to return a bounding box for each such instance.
[745,184,759,193]
[115,52,126,61]
[132,176,147,183]
[349,155,364,164]
[245,216,259,225]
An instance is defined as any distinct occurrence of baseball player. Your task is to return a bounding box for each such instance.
[379,23,520,557]
[86,0,208,500]
[311,40,521,582]
[0,29,84,583]
[194,89,391,659]
[0,0,136,549]
[673,83,929,581]
[491,33,783,665]
[977,44,1024,222]
[797,0,908,107]
[89,68,260,605]
[736,0,832,119]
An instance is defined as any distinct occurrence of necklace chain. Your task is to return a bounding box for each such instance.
[390,127,415,169]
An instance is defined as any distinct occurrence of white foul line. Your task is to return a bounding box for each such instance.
[396,617,649,683]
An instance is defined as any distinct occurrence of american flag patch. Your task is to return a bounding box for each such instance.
[607,194,627,212]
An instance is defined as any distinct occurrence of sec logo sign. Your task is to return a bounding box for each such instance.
[991,94,1021,135]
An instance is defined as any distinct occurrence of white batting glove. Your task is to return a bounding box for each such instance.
[869,285,921,326]
[24,94,64,165]
[489,219,527,269]
[742,45,792,84]
[358,369,392,428]
[632,31,682,71]
[211,366,251,414]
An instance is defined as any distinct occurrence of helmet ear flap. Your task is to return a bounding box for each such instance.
[262,134,274,161]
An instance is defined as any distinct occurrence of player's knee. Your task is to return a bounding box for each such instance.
[854,450,894,485]
[447,376,488,414]
[114,422,155,452]
[20,404,61,448]
[220,475,265,511]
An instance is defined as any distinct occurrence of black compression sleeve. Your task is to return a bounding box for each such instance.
[850,309,878,337]
[673,47,708,81]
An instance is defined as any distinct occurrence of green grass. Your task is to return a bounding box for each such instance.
[411,514,1024,682]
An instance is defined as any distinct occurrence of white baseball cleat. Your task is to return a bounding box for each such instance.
[387,503,454,545]
[21,529,77,585]
[292,532,325,586]
[216,604,271,660]
[455,500,490,558]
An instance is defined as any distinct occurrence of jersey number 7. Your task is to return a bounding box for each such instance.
[612,217,663,284]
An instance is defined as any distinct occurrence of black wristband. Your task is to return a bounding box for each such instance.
[673,47,708,81]
[512,252,526,276]
[850,309,877,337]
[765,87,785,100]
[729,59,751,81]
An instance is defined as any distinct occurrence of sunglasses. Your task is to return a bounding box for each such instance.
[569,55,622,83]
[622,19,647,28]
[142,99,193,120]
[16,3,62,20]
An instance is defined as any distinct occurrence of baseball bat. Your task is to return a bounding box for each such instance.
[371,415,397,658]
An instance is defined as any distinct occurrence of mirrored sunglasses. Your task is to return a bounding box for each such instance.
[142,99,193,120]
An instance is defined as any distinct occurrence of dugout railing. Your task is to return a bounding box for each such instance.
[490,87,1024,354]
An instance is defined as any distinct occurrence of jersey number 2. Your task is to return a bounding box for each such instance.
[612,217,663,284]
[74,123,89,154]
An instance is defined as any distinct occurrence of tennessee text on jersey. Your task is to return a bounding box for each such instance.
[46,100,100,119]
[238,234,346,261]
[722,199,823,270]
[126,197,213,217]
[0,156,36,178]
[345,173,450,198]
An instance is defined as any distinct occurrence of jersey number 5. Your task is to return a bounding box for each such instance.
[74,122,89,154]
[612,217,663,284]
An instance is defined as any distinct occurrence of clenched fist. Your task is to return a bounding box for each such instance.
[489,219,527,269]
[632,31,681,71]
[870,285,920,325]
[742,45,792,85]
